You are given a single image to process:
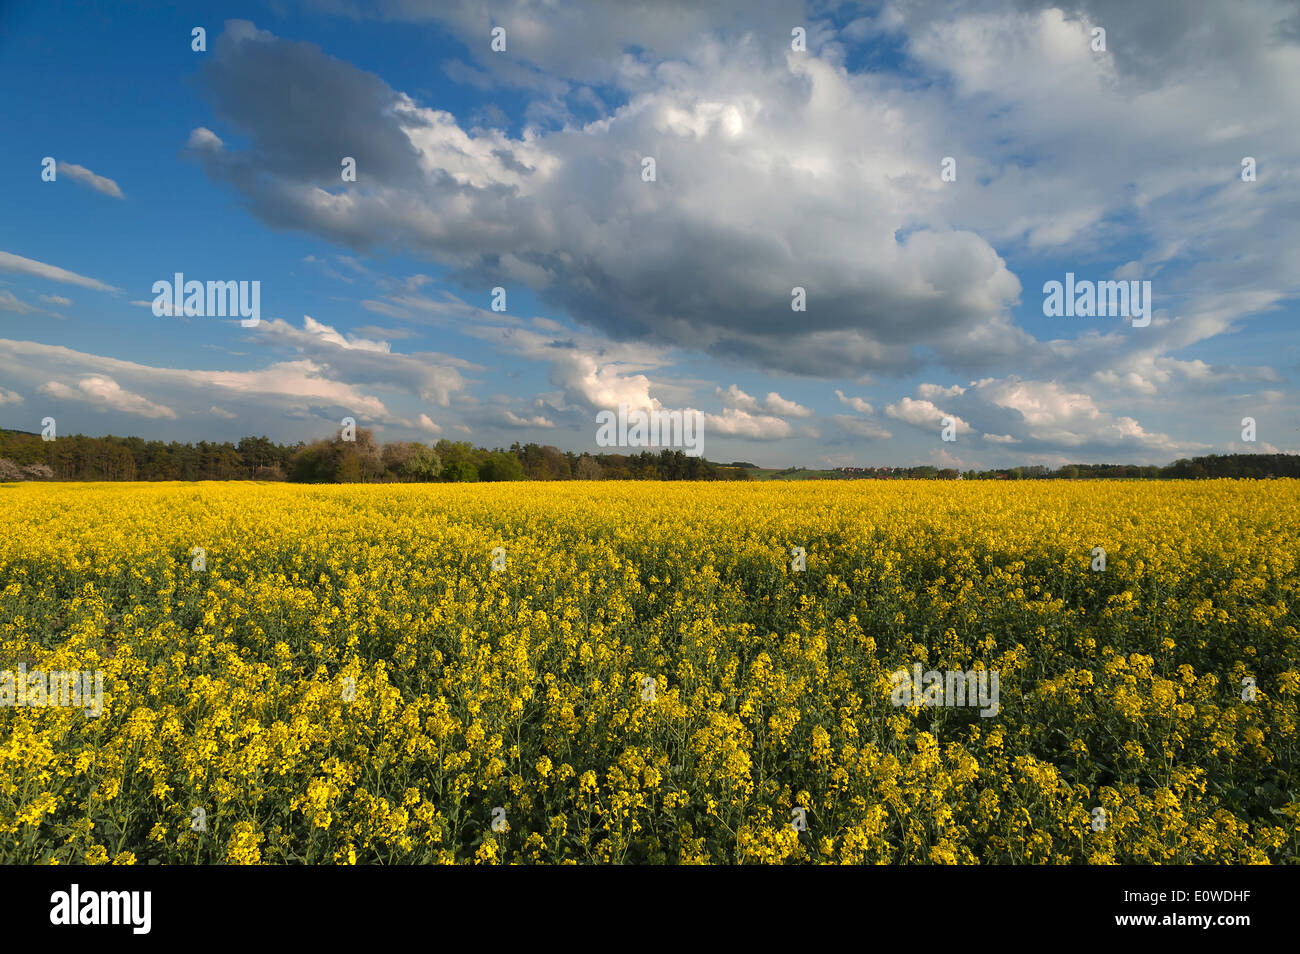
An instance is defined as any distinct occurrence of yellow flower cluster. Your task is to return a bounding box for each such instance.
[0,479,1296,863]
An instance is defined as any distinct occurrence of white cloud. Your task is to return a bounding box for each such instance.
[0,290,37,314]
[299,315,391,352]
[717,385,809,418]
[922,375,1207,459]
[502,410,555,428]
[188,21,1026,378]
[56,161,125,199]
[717,384,761,413]
[186,127,224,152]
[763,392,812,418]
[9,4,1297,466]
[0,251,119,292]
[254,316,467,405]
[704,407,792,440]
[885,397,968,433]
[918,382,967,400]
[39,375,176,419]
[835,389,874,414]
[1,338,391,426]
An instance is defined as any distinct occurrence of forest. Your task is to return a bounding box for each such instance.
[0,428,748,482]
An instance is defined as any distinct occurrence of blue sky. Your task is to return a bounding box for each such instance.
[2,0,1297,467]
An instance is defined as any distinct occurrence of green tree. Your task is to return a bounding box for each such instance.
[443,459,480,482]
[403,442,441,480]
[479,451,524,481]
[382,441,442,481]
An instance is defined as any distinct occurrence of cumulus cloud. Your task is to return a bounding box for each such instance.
[764,392,813,418]
[718,385,810,418]
[323,0,807,86]
[705,407,793,440]
[886,375,1206,461]
[717,384,761,413]
[966,376,1192,454]
[464,317,684,421]
[835,389,874,414]
[12,4,1290,466]
[502,410,555,428]
[885,396,967,433]
[918,382,967,400]
[185,20,1024,378]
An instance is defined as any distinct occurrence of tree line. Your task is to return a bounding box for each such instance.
[830,456,1300,480]
[964,455,1300,480]
[0,428,751,482]
[1,428,1296,482]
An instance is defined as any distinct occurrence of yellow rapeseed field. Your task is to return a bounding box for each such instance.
[1,480,1297,864]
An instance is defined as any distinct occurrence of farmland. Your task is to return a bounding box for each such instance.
[1,480,1297,863]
